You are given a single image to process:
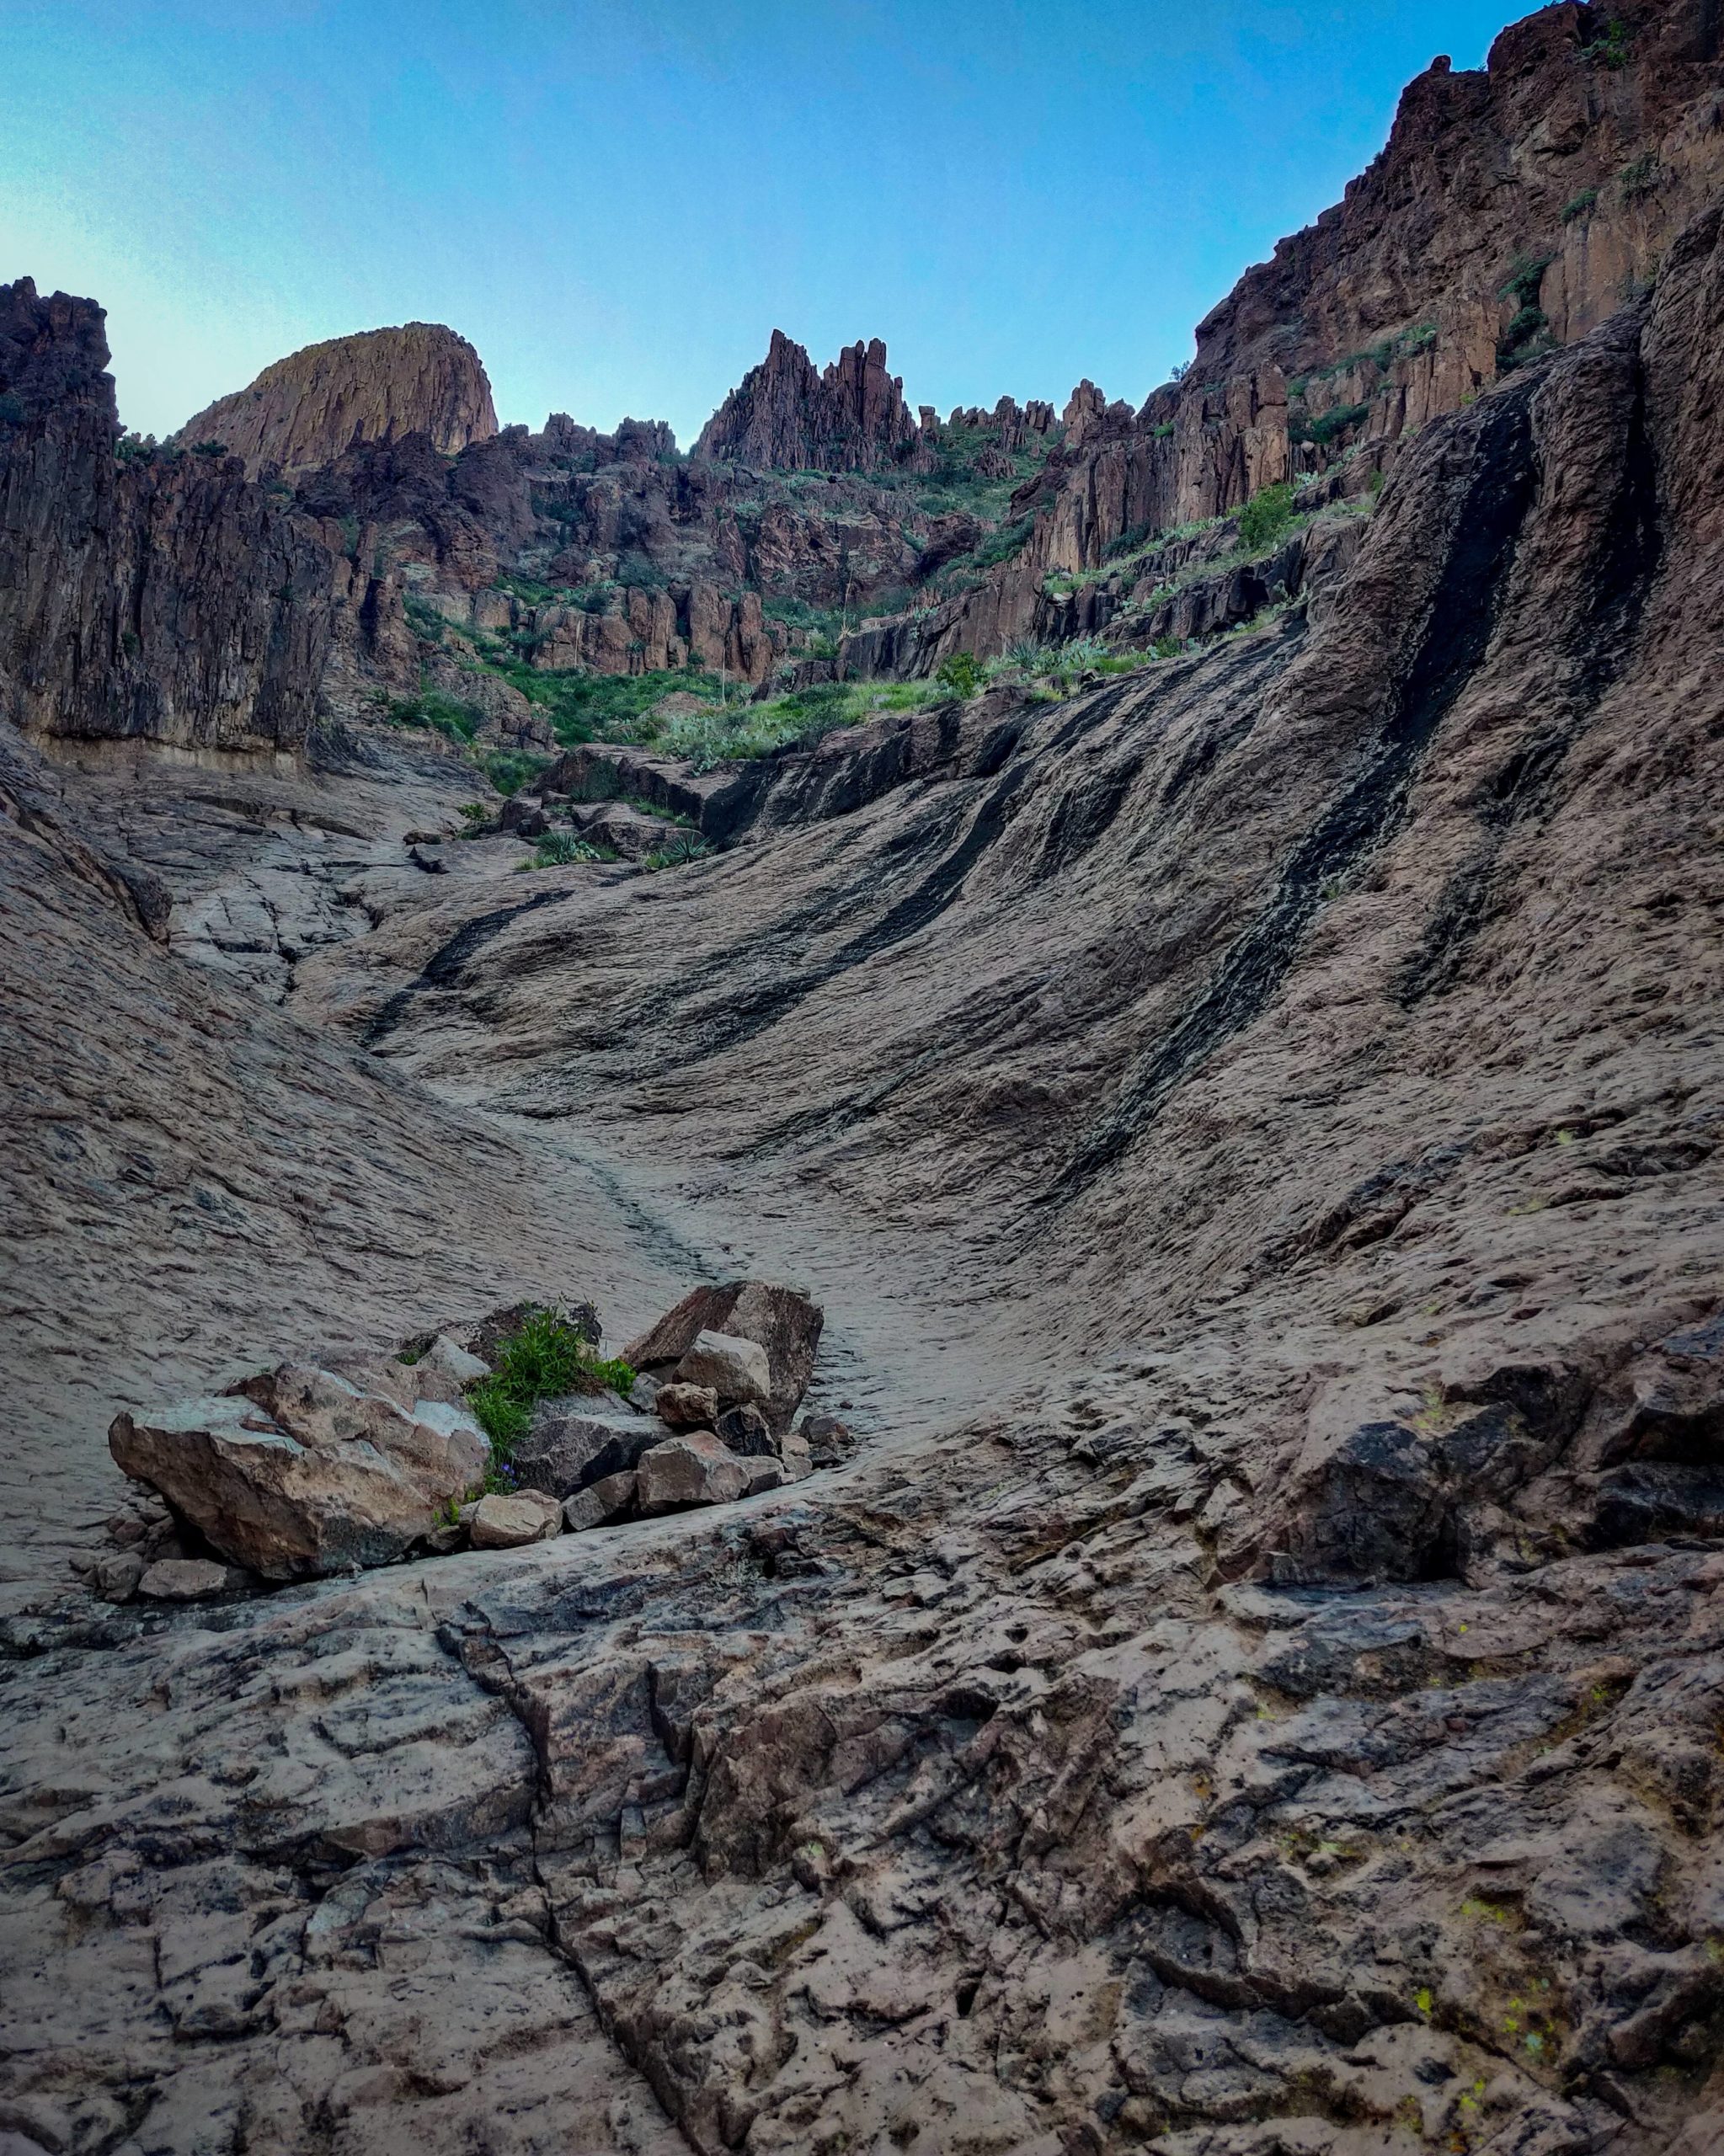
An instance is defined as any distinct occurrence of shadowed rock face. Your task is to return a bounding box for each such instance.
[0,280,333,750]
[178,320,499,477]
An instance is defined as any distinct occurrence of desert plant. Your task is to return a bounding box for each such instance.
[1619,153,1660,200]
[936,651,985,698]
[1582,16,1631,66]
[466,1306,635,1460]
[1500,254,1553,307]
[1561,186,1599,224]
[645,832,712,870]
[527,832,606,869]
[1237,482,1297,551]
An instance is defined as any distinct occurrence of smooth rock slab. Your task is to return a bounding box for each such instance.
[637,1433,749,1513]
[469,1492,562,1548]
[109,1369,488,1581]
[672,1331,771,1412]
[137,1559,232,1600]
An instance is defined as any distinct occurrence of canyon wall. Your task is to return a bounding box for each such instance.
[0,280,333,753]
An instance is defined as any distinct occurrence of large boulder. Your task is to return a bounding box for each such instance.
[626,1282,823,1433]
[673,1331,771,1411]
[109,1366,488,1581]
[637,1433,750,1513]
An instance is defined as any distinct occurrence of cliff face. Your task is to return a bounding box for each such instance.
[884,0,1724,668]
[177,322,498,478]
[693,329,919,471]
[0,280,333,753]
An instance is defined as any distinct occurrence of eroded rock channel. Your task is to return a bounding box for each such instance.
[6,17,1724,2151]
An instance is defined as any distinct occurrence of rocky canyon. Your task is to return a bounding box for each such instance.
[3,4,1724,2154]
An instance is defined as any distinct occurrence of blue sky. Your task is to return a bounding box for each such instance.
[3,0,1532,444]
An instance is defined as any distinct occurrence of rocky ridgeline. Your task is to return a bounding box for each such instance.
[177,322,498,478]
[693,328,918,471]
[83,1283,840,1603]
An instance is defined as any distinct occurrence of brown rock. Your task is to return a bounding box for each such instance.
[178,323,498,478]
[627,1282,824,1433]
[136,1558,232,1601]
[654,1381,720,1429]
[109,1373,488,1581]
[468,1491,561,1548]
[694,330,917,472]
[670,1330,771,1411]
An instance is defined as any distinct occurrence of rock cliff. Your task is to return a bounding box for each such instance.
[0,280,332,751]
[694,328,920,471]
[874,0,1724,670]
[178,321,498,477]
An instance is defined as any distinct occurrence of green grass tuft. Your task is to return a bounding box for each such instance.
[466,1307,636,1462]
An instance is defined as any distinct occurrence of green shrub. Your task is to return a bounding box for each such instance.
[191,439,227,457]
[1152,421,1176,440]
[1497,304,1554,371]
[383,688,485,745]
[1237,482,1296,552]
[936,651,985,698]
[1499,254,1552,307]
[1402,323,1438,355]
[457,802,493,832]
[1620,153,1659,200]
[1582,17,1630,66]
[479,747,550,797]
[466,1307,635,1460]
[973,516,1035,570]
[1150,635,1183,659]
[1561,186,1599,224]
[1291,403,1369,447]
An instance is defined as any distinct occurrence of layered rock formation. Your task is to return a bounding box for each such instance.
[177,321,498,477]
[694,328,918,471]
[0,280,332,750]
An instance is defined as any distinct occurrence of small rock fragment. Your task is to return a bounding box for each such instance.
[741,1458,787,1498]
[138,1558,232,1600]
[638,1432,749,1513]
[779,1426,814,1481]
[715,1402,777,1456]
[468,1492,562,1548]
[656,1381,721,1429]
[673,1330,771,1410]
[563,1470,638,1531]
[92,1552,146,1604]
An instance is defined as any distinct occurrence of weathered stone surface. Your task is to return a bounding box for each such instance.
[654,1380,719,1429]
[635,1432,749,1513]
[178,323,498,478]
[89,1551,143,1603]
[670,1329,771,1410]
[468,1491,561,1548]
[562,1473,636,1532]
[108,1371,488,1580]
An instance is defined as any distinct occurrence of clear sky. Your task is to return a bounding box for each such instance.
[3,0,1533,446]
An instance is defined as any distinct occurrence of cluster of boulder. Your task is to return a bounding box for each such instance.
[89,1280,840,1603]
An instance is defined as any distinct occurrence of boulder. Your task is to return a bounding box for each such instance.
[469,1492,562,1548]
[137,1558,232,1601]
[637,1433,750,1513]
[109,1368,488,1582]
[740,1457,788,1498]
[672,1331,771,1412]
[511,1396,664,1499]
[656,1381,720,1429]
[627,1281,824,1433]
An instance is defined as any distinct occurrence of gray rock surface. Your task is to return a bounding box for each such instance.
[635,1432,750,1512]
[671,1328,771,1410]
